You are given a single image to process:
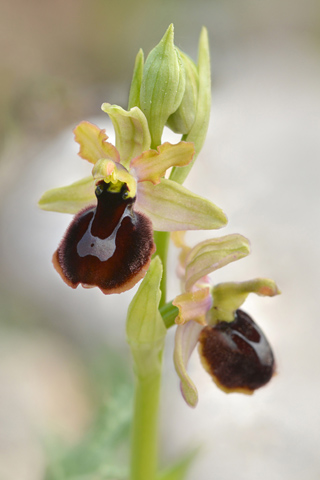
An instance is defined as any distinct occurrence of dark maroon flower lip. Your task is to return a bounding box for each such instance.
[198,309,275,394]
[53,181,155,295]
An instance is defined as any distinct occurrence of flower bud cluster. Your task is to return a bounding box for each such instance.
[128,24,210,160]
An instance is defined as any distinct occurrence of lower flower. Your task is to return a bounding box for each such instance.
[171,233,280,407]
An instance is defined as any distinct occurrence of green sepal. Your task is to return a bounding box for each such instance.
[136,178,227,232]
[101,103,151,169]
[166,50,199,135]
[209,278,281,323]
[126,256,166,378]
[38,175,95,214]
[170,27,211,185]
[140,24,186,148]
[128,48,144,110]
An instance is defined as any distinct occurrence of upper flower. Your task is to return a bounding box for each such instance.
[171,233,280,407]
[39,105,227,294]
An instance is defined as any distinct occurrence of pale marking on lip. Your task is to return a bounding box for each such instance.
[76,205,133,262]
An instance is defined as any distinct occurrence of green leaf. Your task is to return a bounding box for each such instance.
[101,103,151,169]
[44,351,133,480]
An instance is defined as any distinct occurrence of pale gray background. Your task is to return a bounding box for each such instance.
[0,0,319,478]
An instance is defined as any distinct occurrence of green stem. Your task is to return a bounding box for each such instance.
[160,301,179,329]
[130,367,162,480]
[153,231,170,308]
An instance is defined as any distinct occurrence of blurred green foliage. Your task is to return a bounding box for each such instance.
[44,351,133,480]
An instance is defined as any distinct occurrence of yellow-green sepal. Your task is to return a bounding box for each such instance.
[209,278,281,323]
[136,178,227,232]
[126,256,166,378]
[38,176,95,214]
[140,24,186,148]
[101,103,151,169]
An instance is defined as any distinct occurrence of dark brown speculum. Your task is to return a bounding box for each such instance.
[199,309,275,394]
[53,181,155,294]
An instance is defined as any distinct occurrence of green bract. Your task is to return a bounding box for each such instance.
[126,256,166,378]
[170,27,211,184]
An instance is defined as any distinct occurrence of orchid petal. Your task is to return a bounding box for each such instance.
[101,103,151,169]
[184,234,251,292]
[174,321,203,407]
[210,278,281,323]
[135,178,227,232]
[173,288,212,325]
[73,121,120,165]
[130,141,194,184]
[38,176,96,214]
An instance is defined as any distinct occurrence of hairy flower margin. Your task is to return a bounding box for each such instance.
[172,233,280,407]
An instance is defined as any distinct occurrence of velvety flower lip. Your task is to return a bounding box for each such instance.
[172,233,279,407]
[198,309,275,395]
[53,181,155,295]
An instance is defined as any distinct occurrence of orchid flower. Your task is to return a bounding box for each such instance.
[39,105,227,295]
[172,233,280,407]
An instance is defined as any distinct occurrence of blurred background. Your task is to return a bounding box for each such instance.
[0,0,320,479]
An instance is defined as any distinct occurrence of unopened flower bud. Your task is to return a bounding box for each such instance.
[139,24,186,148]
[166,51,199,135]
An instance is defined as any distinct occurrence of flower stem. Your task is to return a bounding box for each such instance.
[130,366,163,480]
